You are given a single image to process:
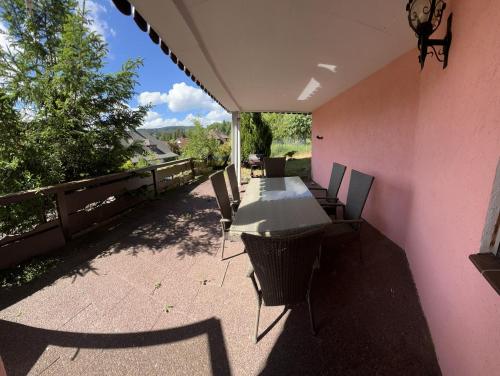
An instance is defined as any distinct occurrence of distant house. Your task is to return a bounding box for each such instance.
[208,130,229,144]
[174,136,189,149]
[127,129,178,164]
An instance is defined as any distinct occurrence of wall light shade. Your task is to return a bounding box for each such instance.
[406,0,452,69]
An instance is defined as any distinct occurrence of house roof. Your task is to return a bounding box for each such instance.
[209,130,229,142]
[128,129,178,159]
[114,0,415,113]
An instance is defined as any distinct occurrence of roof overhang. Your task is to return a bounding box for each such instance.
[117,0,415,113]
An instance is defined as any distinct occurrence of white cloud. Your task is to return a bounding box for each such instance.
[137,91,169,106]
[204,108,232,123]
[79,0,115,41]
[165,82,218,112]
[137,82,230,129]
[140,111,192,129]
[140,109,230,129]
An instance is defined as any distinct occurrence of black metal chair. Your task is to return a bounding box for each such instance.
[241,228,325,342]
[225,164,240,212]
[308,162,346,208]
[263,157,286,178]
[323,170,374,261]
[209,171,233,260]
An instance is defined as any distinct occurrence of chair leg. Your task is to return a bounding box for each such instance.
[307,269,317,335]
[307,293,316,335]
[254,296,262,343]
[220,229,226,260]
[358,236,363,265]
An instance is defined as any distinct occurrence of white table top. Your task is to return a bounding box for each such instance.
[230,177,332,236]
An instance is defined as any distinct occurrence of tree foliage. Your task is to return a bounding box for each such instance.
[181,120,231,167]
[262,113,311,143]
[241,112,273,161]
[182,121,219,162]
[207,120,231,135]
[0,0,147,191]
[0,0,147,236]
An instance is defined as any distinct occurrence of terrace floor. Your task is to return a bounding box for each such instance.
[0,178,440,376]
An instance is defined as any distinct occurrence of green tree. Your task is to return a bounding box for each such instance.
[262,113,290,143]
[0,0,147,189]
[181,120,219,163]
[263,113,311,143]
[241,112,273,161]
[288,114,312,143]
[207,120,231,135]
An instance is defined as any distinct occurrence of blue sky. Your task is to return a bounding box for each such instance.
[85,0,230,128]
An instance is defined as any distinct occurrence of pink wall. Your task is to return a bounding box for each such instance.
[311,1,500,375]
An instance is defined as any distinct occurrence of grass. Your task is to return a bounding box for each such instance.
[0,256,59,288]
[271,141,311,157]
[241,150,311,183]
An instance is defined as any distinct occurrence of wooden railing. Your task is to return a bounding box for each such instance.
[0,158,206,269]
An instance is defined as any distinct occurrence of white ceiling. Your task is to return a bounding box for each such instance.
[130,0,415,113]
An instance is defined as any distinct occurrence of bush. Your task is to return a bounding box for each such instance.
[241,113,273,161]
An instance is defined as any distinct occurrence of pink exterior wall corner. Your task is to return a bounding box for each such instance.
[311,1,500,375]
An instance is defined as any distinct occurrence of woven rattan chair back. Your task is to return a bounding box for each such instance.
[241,228,325,306]
[225,164,240,203]
[210,171,232,221]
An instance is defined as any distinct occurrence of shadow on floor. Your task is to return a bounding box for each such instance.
[258,223,441,375]
[0,178,220,310]
[0,317,230,376]
[0,178,441,375]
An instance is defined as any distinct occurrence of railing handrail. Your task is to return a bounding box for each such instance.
[0,158,193,206]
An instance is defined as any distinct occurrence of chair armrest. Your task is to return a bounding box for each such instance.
[309,187,327,192]
[246,266,255,278]
[320,201,344,207]
[332,219,363,224]
[220,218,232,231]
[311,188,327,199]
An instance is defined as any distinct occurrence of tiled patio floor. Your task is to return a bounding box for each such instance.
[0,178,440,375]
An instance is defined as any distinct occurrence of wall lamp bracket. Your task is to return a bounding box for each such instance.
[406,0,453,70]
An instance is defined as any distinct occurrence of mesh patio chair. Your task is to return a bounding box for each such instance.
[241,228,325,343]
[225,164,241,212]
[210,170,233,260]
[308,162,346,209]
[263,157,286,178]
[323,170,374,262]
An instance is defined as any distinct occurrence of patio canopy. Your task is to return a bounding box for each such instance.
[116,0,415,113]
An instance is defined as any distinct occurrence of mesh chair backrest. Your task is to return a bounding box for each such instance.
[344,170,374,221]
[327,162,346,199]
[209,171,232,220]
[225,164,240,202]
[264,157,286,178]
[241,229,325,306]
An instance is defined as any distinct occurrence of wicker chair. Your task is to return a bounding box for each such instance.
[323,170,374,261]
[263,157,286,178]
[209,170,233,260]
[241,228,325,342]
[225,164,240,212]
[309,162,346,209]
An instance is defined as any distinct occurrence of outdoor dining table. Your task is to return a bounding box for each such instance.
[230,176,332,236]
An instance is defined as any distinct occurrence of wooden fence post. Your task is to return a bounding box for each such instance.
[152,168,159,197]
[56,189,71,242]
[190,158,196,179]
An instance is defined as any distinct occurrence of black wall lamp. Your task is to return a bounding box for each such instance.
[316,135,323,140]
[406,0,453,69]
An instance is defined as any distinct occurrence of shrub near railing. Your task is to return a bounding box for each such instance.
[0,158,204,270]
